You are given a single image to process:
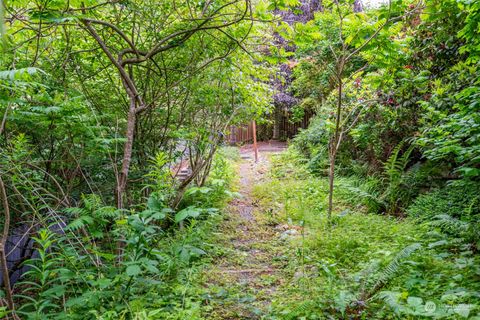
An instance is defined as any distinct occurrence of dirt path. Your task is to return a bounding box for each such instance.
[203,142,288,319]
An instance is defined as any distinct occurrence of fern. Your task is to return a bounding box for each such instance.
[383,141,405,183]
[66,215,94,231]
[381,142,415,214]
[383,141,414,182]
[378,291,406,315]
[341,181,385,207]
[82,194,102,212]
[337,177,385,213]
[430,214,470,233]
[144,151,174,196]
[94,206,118,218]
[333,243,421,316]
[337,142,416,215]
[63,194,118,236]
[285,301,316,320]
[64,207,87,216]
[369,243,421,296]
[430,214,479,250]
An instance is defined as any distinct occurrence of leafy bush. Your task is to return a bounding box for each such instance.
[417,63,480,178]
[181,147,239,210]
[293,117,329,159]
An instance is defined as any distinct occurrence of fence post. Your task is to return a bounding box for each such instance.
[253,120,258,163]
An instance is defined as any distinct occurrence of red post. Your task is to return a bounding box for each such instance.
[252,120,258,162]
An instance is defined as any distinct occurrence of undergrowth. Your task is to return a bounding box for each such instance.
[253,148,480,320]
[11,147,240,320]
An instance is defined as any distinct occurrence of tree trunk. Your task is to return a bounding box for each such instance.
[327,153,336,219]
[327,71,343,219]
[115,97,136,263]
[252,120,258,162]
[116,98,136,209]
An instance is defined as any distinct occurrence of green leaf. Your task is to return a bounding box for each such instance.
[454,304,473,318]
[456,167,480,177]
[147,194,164,211]
[126,265,142,277]
[174,206,202,223]
[0,67,45,80]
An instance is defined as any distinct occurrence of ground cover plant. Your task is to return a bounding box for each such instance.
[253,150,480,319]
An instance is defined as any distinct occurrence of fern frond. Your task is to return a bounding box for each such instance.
[82,194,102,211]
[399,145,414,172]
[383,142,414,183]
[430,214,470,233]
[94,206,118,218]
[370,243,421,295]
[63,207,87,216]
[384,141,405,181]
[343,183,384,204]
[66,216,94,231]
[285,301,312,320]
[378,291,404,315]
[337,178,385,212]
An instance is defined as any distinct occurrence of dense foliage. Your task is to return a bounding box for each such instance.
[0,0,275,318]
[277,0,480,318]
[0,0,479,319]
[254,149,479,319]
[291,0,479,211]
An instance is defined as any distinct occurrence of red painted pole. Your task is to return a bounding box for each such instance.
[252,120,258,163]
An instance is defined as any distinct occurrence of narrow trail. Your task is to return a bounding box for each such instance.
[204,142,288,319]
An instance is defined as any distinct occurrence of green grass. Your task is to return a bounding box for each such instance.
[250,149,480,319]
[154,148,479,319]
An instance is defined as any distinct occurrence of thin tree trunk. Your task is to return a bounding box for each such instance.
[115,97,136,263]
[327,154,336,220]
[0,104,9,136]
[199,156,214,187]
[171,142,218,210]
[327,71,343,219]
[252,120,258,163]
[116,98,136,209]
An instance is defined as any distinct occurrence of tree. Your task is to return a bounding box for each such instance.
[292,0,420,218]
[5,0,256,209]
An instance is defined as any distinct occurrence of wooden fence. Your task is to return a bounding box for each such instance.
[227,122,255,144]
[276,108,314,139]
[228,109,314,144]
